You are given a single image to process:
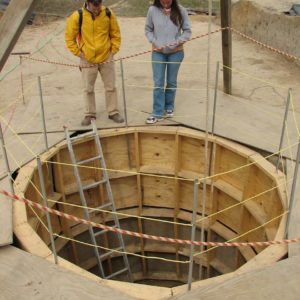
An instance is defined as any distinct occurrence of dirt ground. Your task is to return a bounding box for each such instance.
[1,4,300,176]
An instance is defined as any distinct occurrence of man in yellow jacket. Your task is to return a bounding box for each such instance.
[65,0,124,125]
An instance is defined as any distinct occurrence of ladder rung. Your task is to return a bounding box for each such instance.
[82,179,106,190]
[100,247,123,260]
[70,131,97,141]
[94,225,117,237]
[77,155,102,165]
[106,268,128,279]
[88,202,113,213]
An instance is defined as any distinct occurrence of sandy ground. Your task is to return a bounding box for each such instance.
[1,15,300,177]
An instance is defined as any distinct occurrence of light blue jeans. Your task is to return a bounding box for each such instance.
[151,50,184,118]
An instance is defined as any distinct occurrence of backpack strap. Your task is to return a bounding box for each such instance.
[78,8,83,34]
[78,7,110,34]
[105,7,111,18]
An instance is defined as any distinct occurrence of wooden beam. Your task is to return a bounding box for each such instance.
[0,0,38,71]
[220,0,232,94]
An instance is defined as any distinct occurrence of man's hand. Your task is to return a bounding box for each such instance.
[79,52,85,59]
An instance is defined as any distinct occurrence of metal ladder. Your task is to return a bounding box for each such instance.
[63,121,132,281]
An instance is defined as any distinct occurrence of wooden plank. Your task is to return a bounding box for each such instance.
[174,133,181,278]
[134,132,147,274]
[214,179,243,202]
[0,246,136,300]
[173,255,300,300]
[214,144,250,191]
[210,257,234,274]
[210,221,256,262]
[139,132,176,172]
[0,0,38,71]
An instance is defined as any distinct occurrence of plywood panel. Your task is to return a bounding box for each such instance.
[179,136,211,175]
[244,165,283,230]
[214,188,242,234]
[56,143,97,189]
[178,180,212,213]
[214,145,249,191]
[142,176,176,208]
[240,208,267,254]
[110,176,138,209]
[139,133,175,172]
[101,134,136,170]
[0,246,136,300]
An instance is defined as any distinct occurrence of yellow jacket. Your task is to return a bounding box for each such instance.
[65,5,121,64]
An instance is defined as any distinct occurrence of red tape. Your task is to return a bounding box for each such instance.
[1,189,299,248]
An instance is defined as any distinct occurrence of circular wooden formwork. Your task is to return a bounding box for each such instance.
[13,126,287,298]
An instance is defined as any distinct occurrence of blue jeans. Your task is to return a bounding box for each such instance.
[151,50,184,117]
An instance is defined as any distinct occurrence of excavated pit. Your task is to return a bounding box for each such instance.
[13,126,287,288]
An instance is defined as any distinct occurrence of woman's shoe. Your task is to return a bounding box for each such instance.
[146,116,163,124]
[165,110,174,118]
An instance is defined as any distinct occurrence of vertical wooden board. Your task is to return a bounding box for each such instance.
[101,134,136,170]
[36,213,62,246]
[179,136,210,175]
[178,180,212,213]
[57,144,96,188]
[244,165,280,223]
[265,190,283,239]
[142,175,176,208]
[40,161,53,196]
[214,145,249,191]
[139,133,175,171]
[110,176,138,209]
[240,208,267,253]
[214,188,242,234]
[55,146,78,188]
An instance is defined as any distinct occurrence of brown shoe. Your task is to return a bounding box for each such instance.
[109,113,124,123]
[81,116,95,126]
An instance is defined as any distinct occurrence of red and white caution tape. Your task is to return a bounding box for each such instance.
[21,28,225,68]
[1,189,299,247]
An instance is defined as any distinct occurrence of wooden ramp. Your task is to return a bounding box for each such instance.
[172,255,300,300]
[0,246,136,300]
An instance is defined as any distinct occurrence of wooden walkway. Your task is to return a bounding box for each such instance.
[172,255,300,300]
[0,246,136,300]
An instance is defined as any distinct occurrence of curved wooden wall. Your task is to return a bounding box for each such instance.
[13,126,287,294]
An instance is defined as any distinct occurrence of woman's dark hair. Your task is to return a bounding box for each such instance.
[153,0,183,28]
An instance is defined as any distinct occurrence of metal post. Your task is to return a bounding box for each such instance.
[211,61,220,135]
[199,177,207,280]
[19,56,25,104]
[120,59,132,169]
[0,122,14,194]
[38,76,48,150]
[276,88,291,171]
[187,179,199,291]
[37,156,58,264]
[120,59,128,127]
[285,139,300,236]
[209,62,220,176]
[36,156,57,264]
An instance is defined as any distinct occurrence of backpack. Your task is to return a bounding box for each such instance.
[78,7,111,35]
